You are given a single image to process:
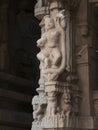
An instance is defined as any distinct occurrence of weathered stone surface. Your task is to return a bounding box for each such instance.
[32,0,98,130]
[32,0,80,130]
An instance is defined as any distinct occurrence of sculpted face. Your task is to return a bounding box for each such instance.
[45,17,55,31]
[63,89,71,104]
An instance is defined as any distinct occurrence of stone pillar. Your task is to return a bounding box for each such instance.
[0,0,9,71]
[75,0,95,129]
[31,0,81,130]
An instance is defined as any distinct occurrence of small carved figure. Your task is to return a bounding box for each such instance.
[32,96,39,121]
[46,91,58,116]
[32,93,47,122]
[60,87,71,127]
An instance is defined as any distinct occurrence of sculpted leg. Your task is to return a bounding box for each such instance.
[50,48,61,69]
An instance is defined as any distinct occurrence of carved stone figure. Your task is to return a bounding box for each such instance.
[60,87,72,127]
[37,15,62,81]
[37,10,71,82]
[32,95,39,121]
[45,16,62,69]
[37,15,62,70]
[32,87,47,122]
[46,91,58,116]
[32,0,81,129]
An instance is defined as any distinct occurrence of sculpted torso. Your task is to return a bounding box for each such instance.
[37,16,61,70]
[46,27,61,69]
[46,29,60,48]
[37,11,70,81]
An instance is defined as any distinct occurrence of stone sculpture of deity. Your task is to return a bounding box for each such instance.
[37,9,71,82]
[37,15,61,69]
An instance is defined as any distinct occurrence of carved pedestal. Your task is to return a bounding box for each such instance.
[41,81,72,128]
